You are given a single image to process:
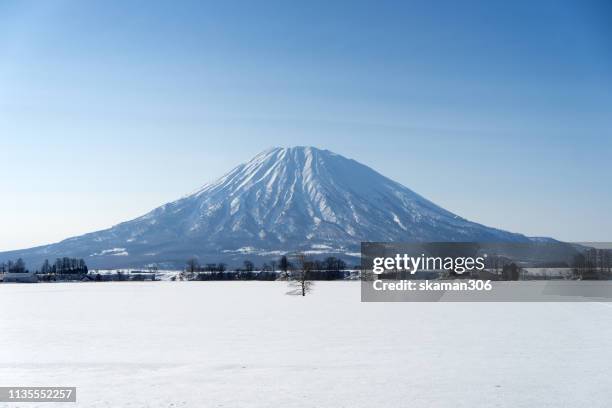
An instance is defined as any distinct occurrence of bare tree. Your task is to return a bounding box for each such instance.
[186,258,200,273]
[243,260,254,273]
[287,252,313,296]
[183,258,200,280]
[278,255,291,280]
[147,265,159,281]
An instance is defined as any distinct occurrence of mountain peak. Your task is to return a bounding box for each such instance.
[265,145,329,153]
[248,146,336,166]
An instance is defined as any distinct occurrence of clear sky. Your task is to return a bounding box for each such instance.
[1,0,611,250]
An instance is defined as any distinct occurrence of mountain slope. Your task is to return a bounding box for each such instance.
[1,146,529,268]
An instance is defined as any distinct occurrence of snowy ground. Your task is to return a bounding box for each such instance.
[1,282,611,407]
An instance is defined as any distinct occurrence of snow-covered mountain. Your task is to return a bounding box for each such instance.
[1,146,530,268]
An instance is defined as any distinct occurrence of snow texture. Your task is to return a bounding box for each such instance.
[0,282,610,407]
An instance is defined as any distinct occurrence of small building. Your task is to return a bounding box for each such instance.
[3,270,38,283]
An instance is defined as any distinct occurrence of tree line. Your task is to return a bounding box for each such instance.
[0,258,28,273]
[41,258,88,275]
[1,254,352,291]
[183,255,349,282]
[572,249,612,280]
[0,258,88,275]
[182,253,334,296]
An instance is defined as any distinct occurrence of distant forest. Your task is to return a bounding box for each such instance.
[0,257,88,275]
[0,254,352,281]
[3,249,610,282]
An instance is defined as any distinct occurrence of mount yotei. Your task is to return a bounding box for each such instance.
[1,146,530,268]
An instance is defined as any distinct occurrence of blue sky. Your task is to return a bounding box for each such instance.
[1,0,611,250]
